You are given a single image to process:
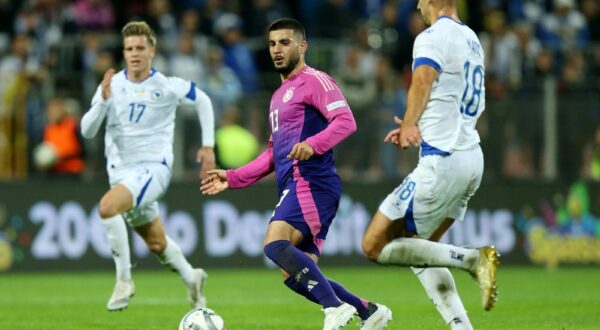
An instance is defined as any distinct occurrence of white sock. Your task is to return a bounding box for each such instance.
[377,238,479,271]
[412,267,473,330]
[102,215,131,281]
[158,236,195,285]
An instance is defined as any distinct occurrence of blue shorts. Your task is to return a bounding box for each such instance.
[271,177,341,256]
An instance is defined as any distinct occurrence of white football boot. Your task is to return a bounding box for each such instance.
[323,303,357,330]
[107,279,135,311]
[187,268,208,308]
[360,303,393,330]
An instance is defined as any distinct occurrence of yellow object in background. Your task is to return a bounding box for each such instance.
[216,125,259,169]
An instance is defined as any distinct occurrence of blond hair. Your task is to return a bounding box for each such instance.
[121,21,157,47]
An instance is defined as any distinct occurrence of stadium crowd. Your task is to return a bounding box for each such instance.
[0,0,599,182]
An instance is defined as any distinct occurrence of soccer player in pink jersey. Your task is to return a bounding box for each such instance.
[201,18,391,330]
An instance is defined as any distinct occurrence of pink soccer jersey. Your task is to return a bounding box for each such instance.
[269,66,355,191]
[226,66,356,194]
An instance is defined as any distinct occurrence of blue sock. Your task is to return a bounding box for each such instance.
[328,279,371,320]
[284,276,318,303]
[284,276,373,320]
[265,240,341,308]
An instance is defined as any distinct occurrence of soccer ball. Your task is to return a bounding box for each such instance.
[179,307,226,330]
[33,142,58,170]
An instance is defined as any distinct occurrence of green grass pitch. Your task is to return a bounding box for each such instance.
[1,266,599,329]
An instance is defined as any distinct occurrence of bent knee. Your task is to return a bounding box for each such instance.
[361,239,383,261]
[99,199,119,219]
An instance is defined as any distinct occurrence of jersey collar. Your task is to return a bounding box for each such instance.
[439,16,465,26]
[123,68,157,83]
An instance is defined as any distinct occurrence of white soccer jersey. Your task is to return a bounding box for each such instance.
[412,16,485,153]
[85,69,211,169]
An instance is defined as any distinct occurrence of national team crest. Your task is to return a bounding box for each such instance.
[283,87,294,103]
[151,90,163,100]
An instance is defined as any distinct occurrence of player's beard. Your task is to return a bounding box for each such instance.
[274,51,300,76]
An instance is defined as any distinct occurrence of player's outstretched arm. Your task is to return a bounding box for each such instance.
[197,146,216,179]
[200,169,229,195]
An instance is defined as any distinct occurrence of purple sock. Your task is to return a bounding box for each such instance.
[284,276,318,303]
[265,240,341,308]
[328,279,371,320]
[285,276,372,320]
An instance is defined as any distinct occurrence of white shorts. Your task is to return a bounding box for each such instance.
[379,145,483,239]
[108,162,172,227]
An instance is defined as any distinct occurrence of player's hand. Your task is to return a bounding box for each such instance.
[101,68,116,100]
[287,141,314,161]
[399,122,422,149]
[196,146,216,179]
[200,169,228,195]
[384,116,421,149]
[383,116,404,146]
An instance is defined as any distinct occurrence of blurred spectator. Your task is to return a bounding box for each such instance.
[177,9,211,58]
[534,48,556,77]
[333,45,378,179]
[560,50,585,88]
[142,0,177,51]
[581,0,600,41]
[313,0,356,39]
[373,57,414,179]
[348,21,381,75]
[71,0,115,31]
[113,0,147,28]
[480,11,520,92]
[198,0,226,36]
[513,21,542,80]
[14,6,53,64]
[522,0,546,24]
[214,13,259,93]
[243,0,291,37]
[392,10,425,74]
[80,32,103,101]
[0,34,35,179]
[537,0,589,51]
[169,32,205,83]
[34,97,85,179]
[502,120,535,178]
[199,45,242,126]
[0,33,49,174]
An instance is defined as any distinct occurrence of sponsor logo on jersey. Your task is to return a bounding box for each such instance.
[283,87,294,103]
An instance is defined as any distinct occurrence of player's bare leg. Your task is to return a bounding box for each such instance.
[135,219,207,307]
[362,212,498,328]
[99,184,135,311]
[368,217,499,311]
